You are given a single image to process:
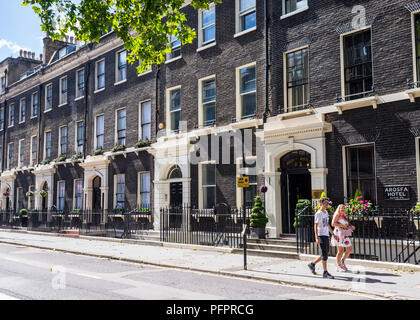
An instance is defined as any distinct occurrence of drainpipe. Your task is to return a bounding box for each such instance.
[155,65,161,136]
[263,0,270,124]
[1,99,7,172]
[37,83,43,164]
[83,61,90,160]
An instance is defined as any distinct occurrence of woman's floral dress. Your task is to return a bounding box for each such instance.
[330,216,352,247]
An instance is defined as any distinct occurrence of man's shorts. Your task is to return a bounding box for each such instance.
[319,236,330,261]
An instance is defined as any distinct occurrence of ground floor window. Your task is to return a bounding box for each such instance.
[58,181,66,211]
[17,187,24,210]
[201,163,216,209]
[115,174,125,209]
[240,159,258,208]
[139,172,151,209]
[29,185,35,209]
[74,179,83,210]
[345,144,376,202]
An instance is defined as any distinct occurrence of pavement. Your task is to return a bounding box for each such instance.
[0,229,419,300]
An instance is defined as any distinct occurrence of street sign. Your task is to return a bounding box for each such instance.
[237,177,249,188]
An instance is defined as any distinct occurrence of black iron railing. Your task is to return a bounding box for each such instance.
[296,207,420,265]
[160,205,251,248]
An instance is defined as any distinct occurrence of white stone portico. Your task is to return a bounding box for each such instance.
[260,113,332,237]
[79,155,110,224]
[0,170,17,210]
[150,133,193,231]
[33,164,56,211]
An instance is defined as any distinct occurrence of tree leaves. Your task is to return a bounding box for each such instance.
[22,0,222,73]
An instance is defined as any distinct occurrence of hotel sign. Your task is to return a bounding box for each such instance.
[384,186,410,201]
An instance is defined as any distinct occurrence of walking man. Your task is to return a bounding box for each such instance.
[308,197,335,279]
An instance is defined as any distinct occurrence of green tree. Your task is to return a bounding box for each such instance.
[250,196,268,228]
[22,0,222,73]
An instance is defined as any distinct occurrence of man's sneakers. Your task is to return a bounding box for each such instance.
[308,263,335,279]
[308,262,316,275]
[323,271,335,279]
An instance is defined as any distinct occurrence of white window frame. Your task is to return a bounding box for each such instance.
[114,174,126,209]
[236,62,257,121]
[340,26,373,101]
[235,0,257,37]
[57,180,66,211]
[44,130,52,160]
[0,106,4,131]
[18,139,25,168]
[8,103,14,128]
[7,142,14,170]
[59,76,68,107]
[0,75,6,93]
[94,114,105,150]
[17,187,24,210]
[139,100,152,141]
[342,142,377,202]
[198,161,217,210]
[198,4,216,50]
[198,75,216,127]
[45,83,53,112]
[137,171,151,209]
[19,98,26,124]
[115,49,128,85]
[114,107,127,146]
[166,35,182,63]
[281,0,309,20]
[30,135,37,166]
[73,179,83,210]
[166,86,182,135]
[75,68,85,101]
[59,125,68,156]
[28,185,35,209]
[75,120,84,153]
[95,58,106,93]
[283,46,310,113]
[31,92,39,118]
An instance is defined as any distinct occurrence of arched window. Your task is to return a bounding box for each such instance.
[280,150,311,170]
[168,166,182,180]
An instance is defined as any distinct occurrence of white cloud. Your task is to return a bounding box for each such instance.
[0,39,31,54]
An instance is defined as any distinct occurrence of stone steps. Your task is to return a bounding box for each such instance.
[234,235,299,259]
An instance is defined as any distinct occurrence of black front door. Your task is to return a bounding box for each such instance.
[281,171,312,234]
[170,182,183,209]
[92,177,102,210]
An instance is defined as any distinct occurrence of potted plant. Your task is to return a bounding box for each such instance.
[134,139,151,149]
[345,189,376,237]
[18,209,29,227]
[112,144,126,153]
[26,191,34,198]
[249,196,269,239]
[293,199,315,243]
[41,158,51,165]
[92,147,104,156]
[54,154,67,163]
[39,190,48,198]
[411,202,420,229]
[71,152,84,162]
[2,190,10,197]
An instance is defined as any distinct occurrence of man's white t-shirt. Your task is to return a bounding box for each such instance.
[314,210,330,237]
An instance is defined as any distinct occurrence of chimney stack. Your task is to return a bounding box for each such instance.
[40,53,43,61]
[19,49,23,57]
[24,51,27,58]
[32,52,35,59]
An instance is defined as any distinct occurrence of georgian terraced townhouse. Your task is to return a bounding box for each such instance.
[2,0,420,238]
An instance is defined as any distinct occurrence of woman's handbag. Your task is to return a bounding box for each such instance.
[338,227,353,238]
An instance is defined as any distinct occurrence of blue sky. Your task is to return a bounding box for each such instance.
[0,1,44,61]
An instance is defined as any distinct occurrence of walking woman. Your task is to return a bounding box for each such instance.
[331,204,356,272]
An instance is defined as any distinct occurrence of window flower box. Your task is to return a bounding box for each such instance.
[112,144,126,153]
[92,147,104,156]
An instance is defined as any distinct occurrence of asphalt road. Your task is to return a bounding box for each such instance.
[0,243,374,300]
